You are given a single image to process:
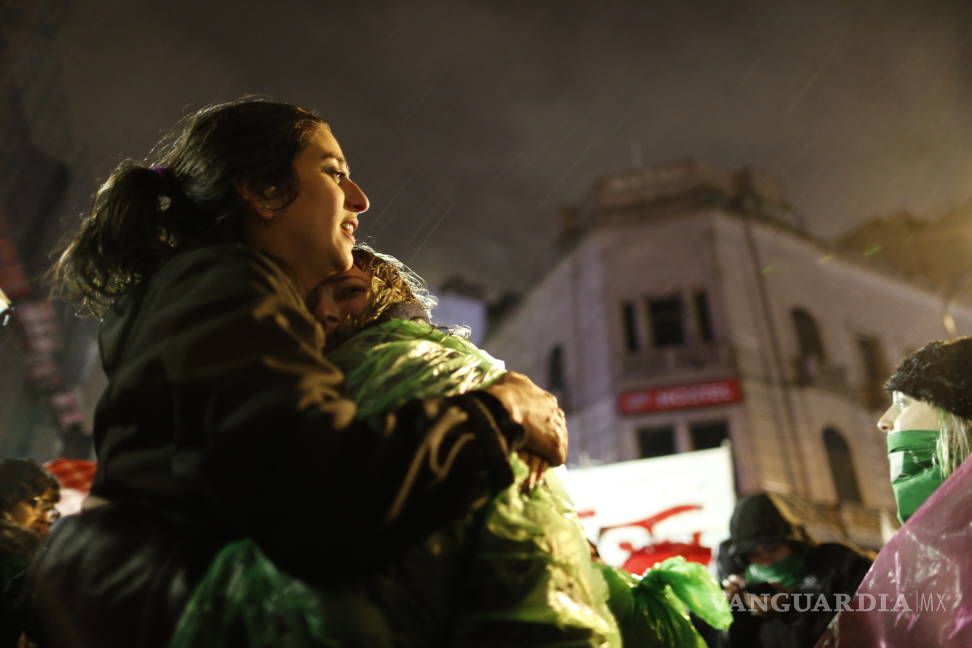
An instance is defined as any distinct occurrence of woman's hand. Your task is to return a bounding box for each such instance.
[486,371,568,467]
[517,451,549,491]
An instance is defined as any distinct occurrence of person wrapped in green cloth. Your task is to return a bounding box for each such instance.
[314,245,731,646]
[171,245,620,647]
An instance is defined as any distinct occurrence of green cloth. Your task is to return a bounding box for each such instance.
[597,557,732,648]
[331,319,620,646]
[745,552,805,589]
[887,429,945,523]
[327,318,508,417]
[452,453,619,646]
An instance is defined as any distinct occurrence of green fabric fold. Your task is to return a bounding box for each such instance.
[597,556,731,648]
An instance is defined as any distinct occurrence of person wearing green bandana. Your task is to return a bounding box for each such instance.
[718,494,871,648]
[819,337,972,647]
[878,347,971,523]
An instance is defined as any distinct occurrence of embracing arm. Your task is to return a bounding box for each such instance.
[96,246,523,580]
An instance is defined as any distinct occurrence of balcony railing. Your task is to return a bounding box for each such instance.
[620,342,733,376]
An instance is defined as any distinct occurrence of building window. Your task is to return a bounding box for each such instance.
[690,420,728,450]
[648,295,684,347]
[792,308,825,360]
[548,345,565,391]
[694,290,714,341]
[621,301,640,352]
[637,425,676,458]
[857,334,888,410]
[823,427,862,503]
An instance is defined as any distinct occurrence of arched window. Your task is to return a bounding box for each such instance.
[548,345,565,391]
[823,427,862,503]
[792,308,825,360]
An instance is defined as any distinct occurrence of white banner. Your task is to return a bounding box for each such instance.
[561,445,736,573]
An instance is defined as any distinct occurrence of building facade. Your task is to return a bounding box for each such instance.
[0,0,96,459]
[485,159,972,549]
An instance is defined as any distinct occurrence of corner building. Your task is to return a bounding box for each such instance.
[485,159,972,549]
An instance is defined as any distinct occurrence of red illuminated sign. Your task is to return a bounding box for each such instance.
[618,378,742,414]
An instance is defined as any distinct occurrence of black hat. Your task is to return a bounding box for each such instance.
[727,494,806,568]
[885,337,972,421]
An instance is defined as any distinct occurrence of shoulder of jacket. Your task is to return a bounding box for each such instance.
[161,243,273,273]
[153,244,297,293]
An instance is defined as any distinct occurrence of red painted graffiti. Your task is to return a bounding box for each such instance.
[598,504,712,574]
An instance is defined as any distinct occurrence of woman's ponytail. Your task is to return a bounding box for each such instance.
[51,162,175,316]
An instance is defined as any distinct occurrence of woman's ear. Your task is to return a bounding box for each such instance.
[234,181,279,221]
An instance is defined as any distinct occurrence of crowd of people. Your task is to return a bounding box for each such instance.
[1,97,970,646]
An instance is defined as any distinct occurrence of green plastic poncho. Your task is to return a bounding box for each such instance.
[598,556,733,648]
[171,318,620,647]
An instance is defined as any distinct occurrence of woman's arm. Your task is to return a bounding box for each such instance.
[94,245,524,581]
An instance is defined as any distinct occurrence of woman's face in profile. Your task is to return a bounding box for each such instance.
[246,126,370,294]
[877,391,939,434]
[313,265,372,337]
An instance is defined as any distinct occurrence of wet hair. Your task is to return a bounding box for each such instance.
[0,459,60,516]
[310,244,445,346]
[51,97,328,317]
[349,244,437,323]
[935,408,972,478]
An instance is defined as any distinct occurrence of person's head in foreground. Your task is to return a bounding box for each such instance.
[310,244,436,343]
[52,97,370,315]
[0,459,60,550]
[726,494,809,589]
[879,337,972,523]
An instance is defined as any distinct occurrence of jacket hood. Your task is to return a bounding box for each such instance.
[728,494,808,564]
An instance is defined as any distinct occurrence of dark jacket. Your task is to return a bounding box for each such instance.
[719,495,872,648]
[27,244,523,648]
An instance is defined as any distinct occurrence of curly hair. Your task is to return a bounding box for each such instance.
[309,245,443,347]
[348,244,437,326]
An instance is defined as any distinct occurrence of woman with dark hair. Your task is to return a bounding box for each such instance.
[0,459,59,648]
[29,98,567,648]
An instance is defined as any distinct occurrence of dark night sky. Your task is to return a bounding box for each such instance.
[40,0,972,296]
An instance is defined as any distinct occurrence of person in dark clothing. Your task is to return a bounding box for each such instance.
[0,459,59,648]
[27,98,567,648]
[717,494,871,648]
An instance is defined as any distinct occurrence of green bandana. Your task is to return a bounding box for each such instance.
[745,551,804,589]
[887,429,945,524]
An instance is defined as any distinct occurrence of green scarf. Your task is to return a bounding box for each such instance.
[745,552,804,589]
[887,429,945,523]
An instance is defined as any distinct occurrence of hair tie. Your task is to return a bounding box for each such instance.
[150,165,171,185]
[150,166,173,210]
